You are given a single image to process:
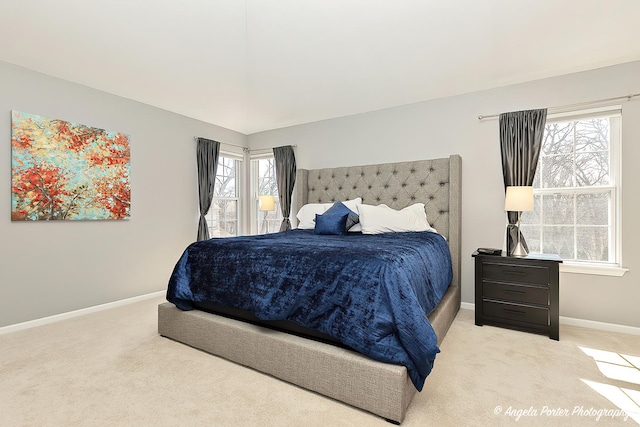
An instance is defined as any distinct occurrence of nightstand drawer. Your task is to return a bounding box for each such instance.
[474,251,562,340]
[482,281,549,305]
[483,300,548,326]
[482,262,549,285]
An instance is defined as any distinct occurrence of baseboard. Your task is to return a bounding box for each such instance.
[6,295,638,337]
[460,302,640,336]
[0,290,165,336]
[460,302,474,311]
[559,316,640,336]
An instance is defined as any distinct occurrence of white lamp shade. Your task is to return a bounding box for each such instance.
[258,195,275,211]
[505,186,534,212]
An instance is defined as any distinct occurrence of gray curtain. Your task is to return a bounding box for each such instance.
[196,137,221,241]
[273,145,297,231]
[499,109,547,254]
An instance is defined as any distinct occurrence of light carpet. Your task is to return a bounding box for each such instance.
[1,296,639,426]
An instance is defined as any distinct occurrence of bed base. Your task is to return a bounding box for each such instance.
[158,280,459,423]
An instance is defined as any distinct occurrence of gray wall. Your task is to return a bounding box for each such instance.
[3,59,638,330]
[0,61,247,328]
[249,61,640,329]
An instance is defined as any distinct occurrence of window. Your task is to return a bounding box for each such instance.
[520,108,621,266]
[207,154,242,237]
[252,156,283,234]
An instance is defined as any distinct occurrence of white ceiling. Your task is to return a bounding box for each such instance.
[1,0,639,135]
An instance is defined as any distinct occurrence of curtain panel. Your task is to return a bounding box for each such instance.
[196,137,221,241]
[499,109,547,254]
[273,145,297,231]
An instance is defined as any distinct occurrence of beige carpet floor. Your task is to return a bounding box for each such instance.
[1,296,639,427]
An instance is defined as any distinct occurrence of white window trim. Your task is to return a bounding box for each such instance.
[250,149,275,160]
[560,262,628,277]
[219,144,246,161]
[524,106,625,274]
[250,155,282,235]
[211,154,243,237]
[249,159,261,235]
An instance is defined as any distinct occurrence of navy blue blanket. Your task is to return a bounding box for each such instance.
[167,229,452,390]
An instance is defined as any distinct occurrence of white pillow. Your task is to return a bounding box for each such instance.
[357,203,436,234]
[341,197,362,212]
[296,197,362,229]
[296,203,331,229]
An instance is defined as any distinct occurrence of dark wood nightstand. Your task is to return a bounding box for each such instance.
[473,251,562,340]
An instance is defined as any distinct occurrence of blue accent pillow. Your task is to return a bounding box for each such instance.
[323,201,360,231]
[314,212,349,235]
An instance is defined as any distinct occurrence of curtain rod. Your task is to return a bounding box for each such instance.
[477,93,640,121]
[193,137,296,152]
[193,137,248,152]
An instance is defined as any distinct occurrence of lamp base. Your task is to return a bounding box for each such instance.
[510,241,528,257]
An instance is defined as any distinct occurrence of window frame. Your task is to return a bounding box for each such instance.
[250,153,283,235]
[207,151,243,238]
[521,106,626,275]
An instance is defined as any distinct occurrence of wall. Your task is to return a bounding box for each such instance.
[249,61,640,328]
[0,61,247,327]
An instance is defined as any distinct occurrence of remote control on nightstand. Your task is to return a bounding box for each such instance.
[477,248,502,255]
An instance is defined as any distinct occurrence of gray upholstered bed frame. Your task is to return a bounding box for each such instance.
[158,154,462,424]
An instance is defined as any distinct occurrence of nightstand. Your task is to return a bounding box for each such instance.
[473,251,562,340]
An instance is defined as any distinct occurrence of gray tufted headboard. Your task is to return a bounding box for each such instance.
[296,155,462,291]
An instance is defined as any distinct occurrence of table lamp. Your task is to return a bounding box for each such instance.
[504,186,533,257]
[258,195,275,212]
[259,195,275,234]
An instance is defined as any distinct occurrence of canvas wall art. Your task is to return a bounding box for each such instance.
[11,111,131,221]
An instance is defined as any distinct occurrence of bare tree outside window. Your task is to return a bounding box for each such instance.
[207,156,240,237]
[521,112,620,264]
[255,157,283,234]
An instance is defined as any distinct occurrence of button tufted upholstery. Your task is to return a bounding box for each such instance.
[297,157,453,240]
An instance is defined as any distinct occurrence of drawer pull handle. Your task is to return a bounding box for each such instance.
[503,289,526,295]
[503,270,527,276]
[503,308,525,316]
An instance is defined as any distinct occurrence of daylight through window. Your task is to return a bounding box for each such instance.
[207,155,241,237]
[252,156,283,234]
[520,108,621,265]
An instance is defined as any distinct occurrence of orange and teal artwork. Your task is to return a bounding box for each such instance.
[11,111,131,221]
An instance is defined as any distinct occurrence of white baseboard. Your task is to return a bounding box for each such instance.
[460,302,474,311]
[459,302,640,336]
[5,294,638,337]
[0,290,165,336]
[559,316,640,336]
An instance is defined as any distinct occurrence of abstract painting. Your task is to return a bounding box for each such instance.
[11,111,131,221]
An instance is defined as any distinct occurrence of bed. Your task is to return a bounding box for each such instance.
[158,154,461,423]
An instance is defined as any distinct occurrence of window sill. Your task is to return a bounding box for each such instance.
[560,262,628,277]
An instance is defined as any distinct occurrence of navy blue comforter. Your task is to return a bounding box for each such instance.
[167,229,452,390]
